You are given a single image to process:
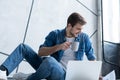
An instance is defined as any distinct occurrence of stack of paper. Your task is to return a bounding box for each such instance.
[103,70,116,80]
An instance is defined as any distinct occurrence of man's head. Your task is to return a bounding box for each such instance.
[66,12,86,37]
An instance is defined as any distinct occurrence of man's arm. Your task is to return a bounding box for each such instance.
[38,42,71,56]
[84,34,96,60]
[38,45,61,56]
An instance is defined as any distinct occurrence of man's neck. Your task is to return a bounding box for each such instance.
[66,28,73,38]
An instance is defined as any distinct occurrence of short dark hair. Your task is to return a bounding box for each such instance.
[67,12,86,27]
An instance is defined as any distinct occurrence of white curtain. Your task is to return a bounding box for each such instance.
[103,0,120,43]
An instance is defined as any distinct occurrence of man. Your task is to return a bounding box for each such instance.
[0,12,96,80]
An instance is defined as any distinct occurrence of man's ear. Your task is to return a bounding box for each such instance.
[67,23,72,28]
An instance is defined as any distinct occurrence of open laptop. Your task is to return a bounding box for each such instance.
[65,61,102,80]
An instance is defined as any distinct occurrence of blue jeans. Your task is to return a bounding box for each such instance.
[2,43,65,80]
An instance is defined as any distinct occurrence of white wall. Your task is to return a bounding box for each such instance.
[0,0,98,75]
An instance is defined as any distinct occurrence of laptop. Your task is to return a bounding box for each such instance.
[65,61,102,80]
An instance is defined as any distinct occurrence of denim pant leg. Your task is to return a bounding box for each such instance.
[27,57,65,80]
[2,43,42,75]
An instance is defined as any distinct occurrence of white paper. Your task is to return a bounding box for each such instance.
[103,70,116,80]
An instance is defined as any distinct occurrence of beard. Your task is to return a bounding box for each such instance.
[69,31,76,37]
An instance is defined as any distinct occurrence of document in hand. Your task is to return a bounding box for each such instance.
[103,70,116,80]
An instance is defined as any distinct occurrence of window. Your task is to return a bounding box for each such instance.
[103,0,120,43]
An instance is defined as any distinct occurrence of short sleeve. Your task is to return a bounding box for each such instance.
[39,31,56,48]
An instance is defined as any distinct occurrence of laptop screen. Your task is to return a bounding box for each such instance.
[65,61,102,80]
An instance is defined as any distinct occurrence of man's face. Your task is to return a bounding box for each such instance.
[69,23,83,37]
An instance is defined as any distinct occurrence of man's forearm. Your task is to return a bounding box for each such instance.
[38,45,61,56]
[38,42,71,56]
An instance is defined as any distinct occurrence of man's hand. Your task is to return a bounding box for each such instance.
[59,42,71,50]
[99,75,103,80]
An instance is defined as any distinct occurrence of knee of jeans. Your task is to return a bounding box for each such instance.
[18,43,28,55]
[44,57,57,63]
[44,57,64,72]
[19,43,30,51]
[19,43,28,48]
[43,57,60,67]
[18,43,25,49]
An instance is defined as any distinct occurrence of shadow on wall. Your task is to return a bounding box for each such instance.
[102,41,120,79]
